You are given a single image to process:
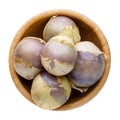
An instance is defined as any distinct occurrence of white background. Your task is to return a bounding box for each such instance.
[0,0,119,119]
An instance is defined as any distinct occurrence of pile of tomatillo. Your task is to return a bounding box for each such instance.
[13,16,106,110]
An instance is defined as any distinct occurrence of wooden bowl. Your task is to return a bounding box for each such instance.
[9,9,111,110]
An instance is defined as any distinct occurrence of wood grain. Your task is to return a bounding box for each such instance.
[9,9,111,110]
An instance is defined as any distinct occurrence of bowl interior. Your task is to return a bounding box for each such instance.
[9,10,111,110]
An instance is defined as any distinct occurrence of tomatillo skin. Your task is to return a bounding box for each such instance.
[43,15,81,44]
[40,35,77,76]
[31,71,71,110]
[13,37,45,80]
[68,41,106,87]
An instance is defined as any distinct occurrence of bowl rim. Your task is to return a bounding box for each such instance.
[9,9,111,110]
